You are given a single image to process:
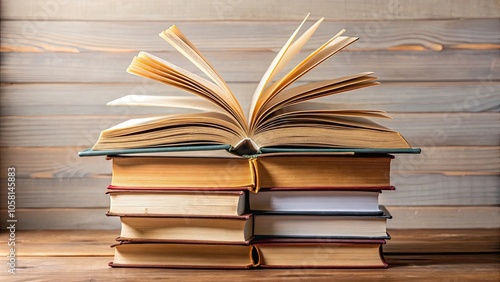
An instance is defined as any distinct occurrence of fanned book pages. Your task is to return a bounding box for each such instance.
[90,14,413,155]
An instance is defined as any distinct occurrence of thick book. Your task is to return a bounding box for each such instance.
[253,207,392,239]
[107,153,394,192]
[86,14,415,155]
[78,145,420,157]
[249,188,392,214]
[111,214,253,244]
[110,242,258,269]
[253,238,387,268]
[107,189,247,216]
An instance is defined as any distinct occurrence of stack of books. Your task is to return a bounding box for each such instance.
[249,154,394,268]
[80,14,419,269]
[105,153,256,269]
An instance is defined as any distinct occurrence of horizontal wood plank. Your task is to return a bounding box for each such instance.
[1,254,498,280]
[0,229,497,256]
[1,0,499,247]
[377,113,500,147]
[2,0,499,21]
[387,206,500,229]
[1,113,498,147]
[0,208,120,230]
[0,230,115,257]
[0,147,112,179]
[1,81,499,116]
[384,229,500,253]
[391,147,500,175]
[1,206,499,230]
[0,174,498,209]
[2,19,499,53]
[1,146,498,179]
[0,178,111,208]
[384,174,500,205]
[1,50,499,83]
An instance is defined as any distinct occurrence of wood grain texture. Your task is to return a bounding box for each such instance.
[387,206,500,229]
[0,230,115,257]
[391,147,500,175]
[0,229,497,256]
[2,19,499,53]
[1,206,498,230]
[0,174,498,209]
[0,208,120,230]
[1,81,499,116]
[1,0,499,232]
[0,255,498,281]
[2,0,499,20]
[1,146,498,179]
[384,229,500,253]
[1,50,499,83]
[1,113,498,147]
[0,147,111,179]
[0,178,111,208]
[384,174,500,205]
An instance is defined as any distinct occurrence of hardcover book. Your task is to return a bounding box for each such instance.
[249,189,392,214]
[107,189,247,216]
[106,153,395,193]
[110,242,258,269]
[253,207,392,239]
[112,215,253,244]
[253,238,388,268]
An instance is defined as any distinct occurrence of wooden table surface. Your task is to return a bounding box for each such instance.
[1,229,499,281]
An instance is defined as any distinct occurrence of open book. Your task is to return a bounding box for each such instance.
[91,14,411,154]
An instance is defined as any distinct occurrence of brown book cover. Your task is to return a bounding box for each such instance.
[253,238,388,268]
[109,241,259,269]
[110,214,254,244]
[108,153,394,192]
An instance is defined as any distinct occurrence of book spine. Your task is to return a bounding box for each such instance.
[248,158,259,193]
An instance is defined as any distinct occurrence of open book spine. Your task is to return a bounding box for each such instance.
[233,138,262,155]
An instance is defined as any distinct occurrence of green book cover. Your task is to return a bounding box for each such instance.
[79,145,420,157]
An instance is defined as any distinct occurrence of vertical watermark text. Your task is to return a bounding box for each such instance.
[6,167,17,274]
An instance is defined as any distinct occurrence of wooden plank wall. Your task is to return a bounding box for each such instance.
[1,0,499,230]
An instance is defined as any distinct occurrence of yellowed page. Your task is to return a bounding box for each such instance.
[129,52,238,115]
[107,95,226,113]
[137,52,225,98]
[160,26,247,129]
[255,34,356,122]
[252,126,410,149]
[264,72,375,109]
[256,74,379,125]
[256,115,391,134]
[268,105,392,121]
[249,14,311,124]
[92,112,247,150]
[266,17,324,91]
[101,112,243,137]
[128,55,224,108]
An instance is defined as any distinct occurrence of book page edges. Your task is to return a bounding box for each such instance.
[249,14,310,123]
[79,144,420,158]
